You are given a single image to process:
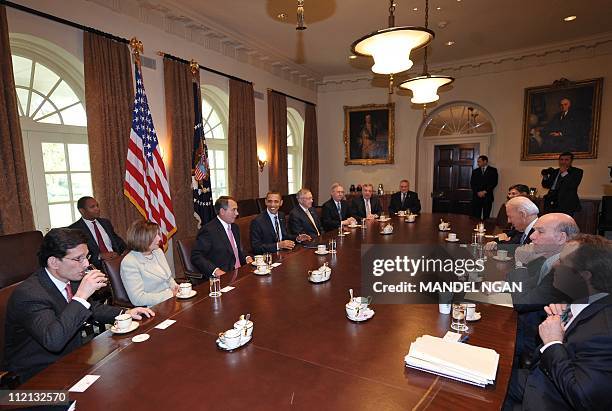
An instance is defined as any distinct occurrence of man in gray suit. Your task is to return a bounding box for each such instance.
[3,228,153,382]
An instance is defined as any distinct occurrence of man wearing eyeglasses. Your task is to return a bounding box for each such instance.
[3,228,154,383]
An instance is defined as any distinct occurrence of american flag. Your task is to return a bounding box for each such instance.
[124,63,176,247]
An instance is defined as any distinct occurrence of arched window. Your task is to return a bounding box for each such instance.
[201,86,229,200]
[11,40,91,231]
[287,108,303,194]
[422,103,494,137]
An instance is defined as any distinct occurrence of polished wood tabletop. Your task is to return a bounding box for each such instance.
[21,213,516,410]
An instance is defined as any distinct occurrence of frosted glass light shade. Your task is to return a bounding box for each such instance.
[399,75,454,104]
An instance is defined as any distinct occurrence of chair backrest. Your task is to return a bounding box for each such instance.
[256,198,266,214]
[601,196,612,224]
[280,195,296,215]
[235,215,257,255]
[101,255,134,308]
[0,281,21,367]
[237,199,260,217]
[176,237,204,281]
[0,231,43,288]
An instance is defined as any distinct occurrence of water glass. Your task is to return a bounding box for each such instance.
[361,218,367,229]
[209,277,221,297]
[451,303,468,332]
[471,233,479,246]
[265,253,273,268]
[329,239,337,254]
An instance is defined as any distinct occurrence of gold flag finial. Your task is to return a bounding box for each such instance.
[190,59,199,76]
[129,37,144,65]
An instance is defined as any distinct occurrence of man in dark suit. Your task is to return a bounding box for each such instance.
[541,97,589,152]
[2,228,153,382]
[321,183,356,232]
[470,155,498,220]
[350,183,383,220]
[288,188,324,238]
[250,191,311,254]
[506,235,612,410]
[68,196,126,270]
[542,152,583,216]
[388,179,421,214]
[485,196,539,251]
[191,196,253,279]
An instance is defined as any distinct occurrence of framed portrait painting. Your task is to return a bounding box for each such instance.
[343,103,395,165]
[521,77,602,160]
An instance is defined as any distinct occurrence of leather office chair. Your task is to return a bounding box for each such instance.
[237,199,260,217]
[176,237,205,284]
[256,198,266,214]
[598,196,612,236]
[0,230,43,288]
[101,255,134,308]
[280,195,295,215]
[0,282,21,388]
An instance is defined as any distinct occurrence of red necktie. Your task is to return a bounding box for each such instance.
[92,221,110,253]
[65,283,73,302]
[226,225,241,269]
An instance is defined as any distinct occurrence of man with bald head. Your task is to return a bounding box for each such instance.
[485,196,539,251]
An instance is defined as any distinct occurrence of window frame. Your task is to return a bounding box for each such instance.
[286,108,304,194]
[201,86,229,200]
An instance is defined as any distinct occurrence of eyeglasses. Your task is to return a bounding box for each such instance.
[64,254,91,263]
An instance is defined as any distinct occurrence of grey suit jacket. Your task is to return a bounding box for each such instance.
[120,249,177,307]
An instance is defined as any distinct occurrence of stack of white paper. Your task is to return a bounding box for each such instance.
[404,335,499,387]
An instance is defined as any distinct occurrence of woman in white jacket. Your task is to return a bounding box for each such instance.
[121,220,178,306]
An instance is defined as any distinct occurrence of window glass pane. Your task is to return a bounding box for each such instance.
[45,173,70,202]
[208,110,221,128]
[288,182,295,194]
[33,100,58,121]
[288,153,294,164]
[12,55,32,87]
[60,104,87,126]
[68,144,90,171]
[202,99,212,119]
[71,173,92,199]
[49,203,73,228]
[16,88,29,116]
[215,170,226,188]
[207,150,216,169]
[33,63,60,96]
[288,168,294,183]
[42,143,67,172]
[29,93,45,117]
[39,113,62,125]
[49,81,79,110]
[211,126,224,140]
[215,151,225,169]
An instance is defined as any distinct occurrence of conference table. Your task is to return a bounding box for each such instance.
[21,213,517,410]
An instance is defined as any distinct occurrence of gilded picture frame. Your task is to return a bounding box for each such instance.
[343,103,395,165]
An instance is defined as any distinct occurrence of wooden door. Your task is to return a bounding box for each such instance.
[432,144,479,214]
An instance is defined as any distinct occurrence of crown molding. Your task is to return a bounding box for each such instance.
[319,31,612,93]
[85,0,320,91]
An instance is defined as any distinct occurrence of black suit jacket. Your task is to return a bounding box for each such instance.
[321,198,351,232]
[249,211,296,254]
[349,196,383,219]
[191,218,247,278]
[388,191,421,214]
[68,218,126,269]
[3,268,120,382]
[522,295,612,410]
[470,166,498,201]
[287,206,323,238]
[542,167,583,214]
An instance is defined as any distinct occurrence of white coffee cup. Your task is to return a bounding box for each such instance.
[317,244,327,253]
[497,249,508,259]
[219,328,242,348]
[447,233,457,241]
[398,210,406,216]
[233,320,254,337]
[114,313,132,331]
[438,303,452,314]
[439,222,449,230]
[383,224,393,233]
[255,265,269,274]
[254,255,265,265]
[179,282,192,296]
[466,303,477,320]
[406,214,415,222]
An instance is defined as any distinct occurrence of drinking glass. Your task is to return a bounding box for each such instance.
[265,253,273,268]
[361,218,367,229]
[209,277,221,297]
[329,239,337,254]
[338,226,345,237]
[451,303,468,332]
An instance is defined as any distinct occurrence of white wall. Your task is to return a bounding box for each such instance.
[317,52,612,215]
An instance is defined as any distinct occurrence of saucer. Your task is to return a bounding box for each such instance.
[253,268,271,276]
[473,229,487,233]
[405,219,416,223]
[439,227,451,231]
[111,321,139,334]
[176,290,197,299]
[348,224,361,228]
[315,250,329,255]
[309,275,331,283]
[216,334,252,351]
[251,261,267,266]
[484,234,498,239]
[379,231,393,235]
[445,237,460,242]
[467,312,482,322]
[347,308,375,322]
[492,255,512,262]
[131,333,150,343]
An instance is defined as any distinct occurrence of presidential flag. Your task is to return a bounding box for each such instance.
[124,63,177,247]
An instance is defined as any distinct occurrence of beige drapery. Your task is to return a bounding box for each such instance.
[267,90,288,195]
[302,103,319,204]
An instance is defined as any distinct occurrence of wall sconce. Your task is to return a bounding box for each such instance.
[257,148,268,172]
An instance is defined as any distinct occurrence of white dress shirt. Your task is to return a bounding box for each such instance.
[45,268,90,309]
[82,218,113,251]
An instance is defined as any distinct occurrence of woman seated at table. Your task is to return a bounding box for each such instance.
[121,220,178,306]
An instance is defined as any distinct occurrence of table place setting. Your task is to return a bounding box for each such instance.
[404,213,417,223]
[345,289,374,322]
[376,214,391,223]
[379,223,394,235]
[438,219,451,231]
[252,253,275,275]
[216,314,254,351]
[315,244,330,255]
[473,222,486,233]
[491,249,512,262]
[176,282,197,299]
[110,312,139,334]
[308,262,332,283]
[445,232,460,242]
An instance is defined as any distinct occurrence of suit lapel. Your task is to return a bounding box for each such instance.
[78,219,100,255]
[264,213,278,240]
[214,218,234,255]
[565,295,612,337]
[37,269,70,309]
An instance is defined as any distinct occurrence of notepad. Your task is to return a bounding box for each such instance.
[69,375,100,392]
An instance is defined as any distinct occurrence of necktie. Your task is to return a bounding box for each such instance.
[92,221,110,253]
[365,199,371,216]
[561,306,573,326]
[520,232,527,244]
[274,215,281,241]
[226,225,241,269]
[65,283,73,302]
[304,209,320,236]
[401,193,406,205]
[482,167,486,175]
[336,202,342,218]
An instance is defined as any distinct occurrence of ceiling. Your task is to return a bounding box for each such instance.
[163,0,612,78]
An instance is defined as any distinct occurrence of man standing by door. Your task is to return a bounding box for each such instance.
[470,155,498,220]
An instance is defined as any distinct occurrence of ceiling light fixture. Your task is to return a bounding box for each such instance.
[351,0,433,93]
[349,55,357,59]
[296,0,306,30]
[563,15,577,22]
[399,0,454,106]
